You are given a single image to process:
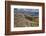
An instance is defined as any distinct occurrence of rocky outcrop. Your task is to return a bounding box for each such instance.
[14,13,39,27]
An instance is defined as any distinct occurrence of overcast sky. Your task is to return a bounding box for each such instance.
[14,8,39,13]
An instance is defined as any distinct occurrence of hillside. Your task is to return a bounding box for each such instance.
[14,13,39,27]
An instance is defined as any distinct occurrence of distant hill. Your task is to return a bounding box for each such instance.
[14,12,39,17]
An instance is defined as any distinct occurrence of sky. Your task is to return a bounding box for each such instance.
[14,8,39,16]
[14,8,39,13]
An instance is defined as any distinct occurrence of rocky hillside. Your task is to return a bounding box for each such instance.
[14,13,39,27]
